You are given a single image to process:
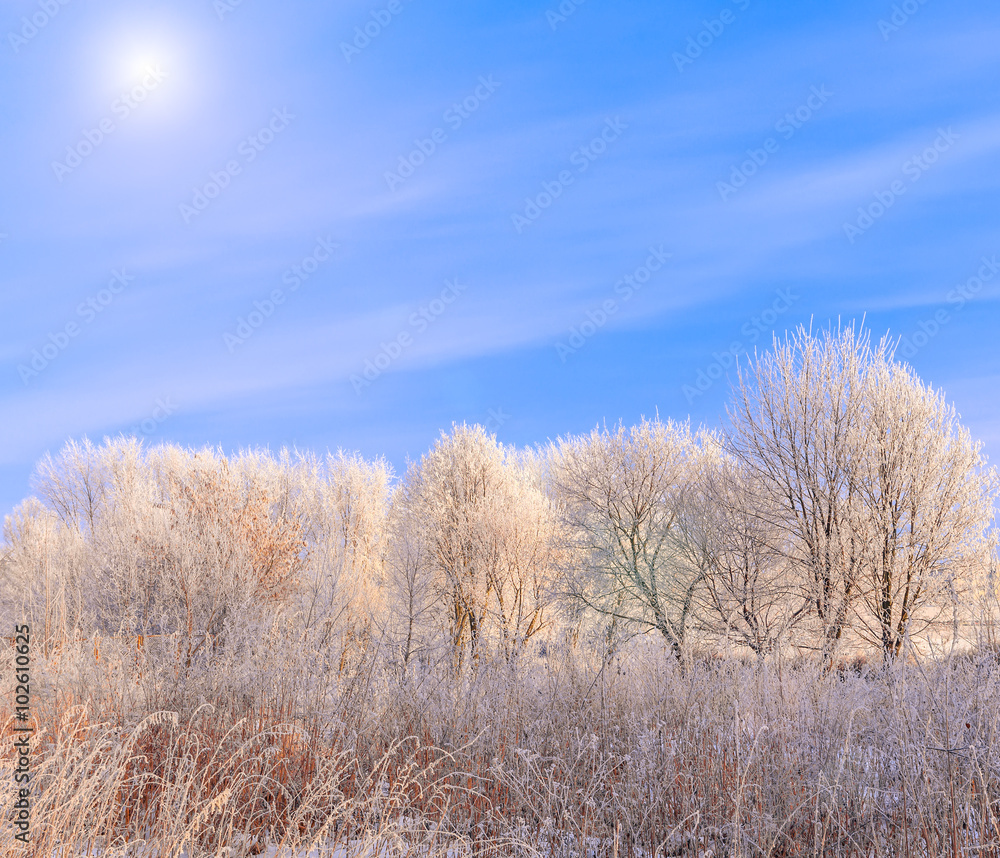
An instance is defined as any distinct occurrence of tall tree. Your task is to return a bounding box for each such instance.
[852,358,998,658]
[548,418,702,661]
[728,325,871,666]
[728,324,999,663]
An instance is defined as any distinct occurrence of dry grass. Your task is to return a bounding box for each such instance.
[4,633,1000,857]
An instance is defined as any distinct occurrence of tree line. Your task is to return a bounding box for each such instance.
[2,324,997,674]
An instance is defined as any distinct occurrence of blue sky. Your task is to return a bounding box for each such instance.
[1,0,998,516]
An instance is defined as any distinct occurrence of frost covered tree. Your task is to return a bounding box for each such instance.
[392,424,560,668]
[685,445,808,656]
[142,452,306,666]
[24,439,308,670]
[383,496,439,673]
[32,437,118,538]
[286,450,393,670]
[850,358,998,658]
[728,324,999,663]
[0,497,89,654]
[547,418,703,661]
[728,326,871,666]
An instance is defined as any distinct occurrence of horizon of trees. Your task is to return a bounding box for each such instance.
[3,323,999,672]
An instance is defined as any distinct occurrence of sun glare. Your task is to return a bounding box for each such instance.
[124,50,164,83]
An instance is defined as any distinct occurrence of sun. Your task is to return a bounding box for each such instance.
[73,17,203,123]
[124,50,164,83]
